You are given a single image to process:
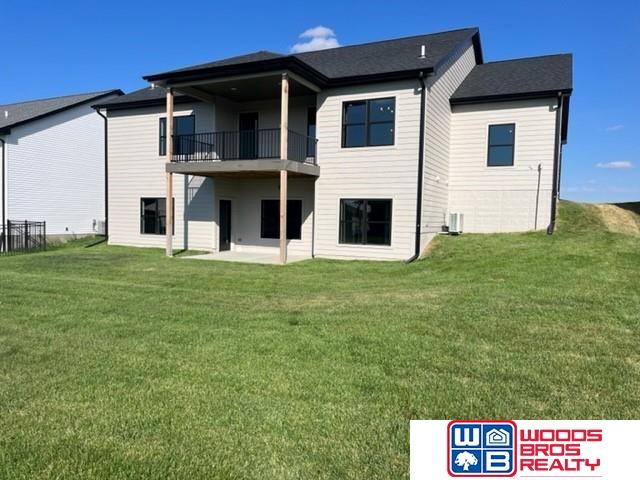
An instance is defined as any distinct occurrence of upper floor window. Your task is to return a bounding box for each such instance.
[487,124,515,167]
[159,115,195,156]
[342,98,395,148]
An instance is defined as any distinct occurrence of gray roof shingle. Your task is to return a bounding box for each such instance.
[451,54,572,103]
[92,86,192,109]
[292,28,478,79]
[165,51,284,75]
[100,28,482,110]
[97,29,573,111]
[0,90,122,132]
[145,27,480,83]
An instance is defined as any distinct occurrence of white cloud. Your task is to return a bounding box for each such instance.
[300,26,336,39]
[290,25,341,53]
[605,124,624,132]
[595,161,634,169]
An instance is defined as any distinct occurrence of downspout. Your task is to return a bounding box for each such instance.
[547,93,565,234]
[95,108,109,240]
[406,71,428,263]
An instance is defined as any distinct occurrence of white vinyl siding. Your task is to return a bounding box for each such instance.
[421,41,477,248]
[3,98,118,235]
[0,140,4,222]
[107,99,314,254]
[213,177,314,256]
[314,80,421,260]
[107,102,216,250]
[448,98,558,232]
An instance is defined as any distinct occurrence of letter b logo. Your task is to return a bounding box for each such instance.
[485,451,511,472]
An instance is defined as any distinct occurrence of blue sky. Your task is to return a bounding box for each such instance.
[2,0,638,203]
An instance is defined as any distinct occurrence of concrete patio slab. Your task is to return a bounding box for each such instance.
[183,251,310,265]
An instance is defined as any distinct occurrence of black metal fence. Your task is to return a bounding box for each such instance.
[171,128,317,164]
[0,220,47,255]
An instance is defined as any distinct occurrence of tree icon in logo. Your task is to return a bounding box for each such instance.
[454,451,478,471]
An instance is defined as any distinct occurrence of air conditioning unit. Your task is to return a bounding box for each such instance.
[449,213,464,235]
[95,220,107,235]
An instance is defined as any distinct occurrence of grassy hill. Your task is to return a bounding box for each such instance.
[0,200,638,479]
[556,200,640,235]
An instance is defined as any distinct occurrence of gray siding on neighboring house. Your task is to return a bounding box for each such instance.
[0,141,4,222]
[313,80,422,260]
[2,97,119,235]
[420,41,477,250]
[448,98,558,232]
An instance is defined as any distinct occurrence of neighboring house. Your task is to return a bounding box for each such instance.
[95,27,572,262]
[0,90,122,238]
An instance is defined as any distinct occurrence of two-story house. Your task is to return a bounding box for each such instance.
[94,27,572,262]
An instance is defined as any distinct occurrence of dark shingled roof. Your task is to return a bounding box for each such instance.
[451,54,573,103]
[99,28,482,110]
[165,51,284,75]
[0,90,122,133]
[98,29,573,112]
[92,86,193,109]
[144,27,481,83]
[292,28,478,79]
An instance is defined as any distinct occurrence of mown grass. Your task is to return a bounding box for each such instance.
[0,201,638,479]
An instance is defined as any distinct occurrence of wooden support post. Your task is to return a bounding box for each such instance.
[280,73,289,161]
[165,88,174,257]
[280,170,288,264]
[279,73,289,264]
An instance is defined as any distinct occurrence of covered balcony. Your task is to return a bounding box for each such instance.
[167,127,318,177]
[147,65,322,263]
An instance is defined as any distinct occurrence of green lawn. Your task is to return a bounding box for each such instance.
[0,201,638,479]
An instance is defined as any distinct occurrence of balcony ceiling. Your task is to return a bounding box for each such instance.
[179,73,316,102]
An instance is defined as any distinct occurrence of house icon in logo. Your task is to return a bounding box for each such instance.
[485,428,510,447]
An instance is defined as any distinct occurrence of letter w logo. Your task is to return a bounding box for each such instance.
[454,427,480,447]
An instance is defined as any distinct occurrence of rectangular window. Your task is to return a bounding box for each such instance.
[307,107,316,157]
[260,200,302,240]
[487,123,515,166]
[140,198,174,235]
[159,115,195,156]
[339,199,392,245]
[342,98,395,147]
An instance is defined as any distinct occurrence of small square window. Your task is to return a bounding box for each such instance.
[342,98,395,147]
[140,198,174,235]
[260,200,302,240]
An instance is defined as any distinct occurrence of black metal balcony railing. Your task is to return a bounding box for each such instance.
[170,128,317,164]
